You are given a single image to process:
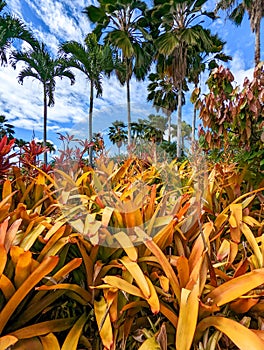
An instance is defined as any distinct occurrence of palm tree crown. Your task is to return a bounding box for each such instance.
[10,43,75,164]
[84,0,153,147]
[0,0,39,65]
[59,33,113,165]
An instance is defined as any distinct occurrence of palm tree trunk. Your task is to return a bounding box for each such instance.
[43,85,47,165]
[89,80,94,166]
[176,84,182,158]
[254,22,261,66]
[168,112,171,143]
[127,77,131,148]
[192,104,196,144]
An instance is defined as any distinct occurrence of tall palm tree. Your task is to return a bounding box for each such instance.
[171,120,192,154]
[216,0,264,65]
[147,72,178,143]
[10,43,75,164]
[108,120,128,155]
[150,0,220,157]
[59,33,113,166]
[84,0,153,147]
[0,0,39,65]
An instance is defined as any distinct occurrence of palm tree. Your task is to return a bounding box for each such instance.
[216,0,264,65]
[0,0,39,65]
[150,0,220,157]
[147,73,178,143]
[59,33,113,166]
[108,120,128,155]
[171,120,192,154]
[10,43,75,164]
[84,0,153,147]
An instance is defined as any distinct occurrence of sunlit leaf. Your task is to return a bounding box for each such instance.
[94,297,113,349]
[120,256,150,298]
[206,269,264,307]
[0,256,59,333]
[195,316,264,349]
[40,333,60,350]
[61,313,88,350]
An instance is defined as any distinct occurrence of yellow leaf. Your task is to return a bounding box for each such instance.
[176,278,200,350]
[61,313,88,350]
[217,239,230,261]
[206,268,264,307]
[195,316,264,350]
[102,276,145,298]
[94,297,113,350]
[214,213,228,229]
[0,335,18,349]
[36,283,91,302]
[11,318,75,339]
[40,333,60,350]
[145,276,160,314]
[240,222,262,268]
[113,231,138,261]
[138,336,161,350]
[20,223,46,251]
[120,256,150,298]
[135,227,181,303]
[0,256,59,334]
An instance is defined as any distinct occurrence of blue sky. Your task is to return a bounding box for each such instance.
[0,0,263,154]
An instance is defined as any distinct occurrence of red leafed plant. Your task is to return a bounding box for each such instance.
[0,135,16,179]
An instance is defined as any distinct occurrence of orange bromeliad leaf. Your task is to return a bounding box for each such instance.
[114,231,138,261]
[0,255,59,334]
[0,244,7,276]
[40,333,60,350]
[176,256,190,289]
[94,297,113,350]
[0,274,15,300]
[0,335,18,349]
[36,283,91,303]
[194,316,264,349]
[10,318,75,339]
[61,313,88,350]
[205,269,264,307]
[135,227,181,303]
[145,276,160,314]
[120,256,150,298]
[14,251,32,288]
[240,222,262,268]
[229,203,243,243]
[102,276,145,298]
[176,278,200,350]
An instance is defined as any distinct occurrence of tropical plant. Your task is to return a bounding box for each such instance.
[108,120,128,155]
[149,0,221,158]
[0,115,15,139]
[84,0,153,147]
[187,32,231,143]
[147,73,178,143]
[0,0,39,65]
[171,120,192,154]
[216,0,264,65]
[198,63,264,178]
[10,43,75,165]
[59,33,113,166]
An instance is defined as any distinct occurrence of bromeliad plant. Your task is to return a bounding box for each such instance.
[0,133,264,349]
